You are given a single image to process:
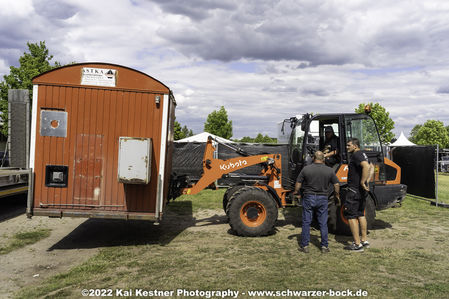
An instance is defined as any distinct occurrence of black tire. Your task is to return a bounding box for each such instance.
[334,193,376,235]
[327,199,338,233]
[335,204,352,236]
[365,195,376,229]
[227,186,278,237]
[223,186,244,215]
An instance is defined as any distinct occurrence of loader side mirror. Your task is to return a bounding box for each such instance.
[300,113,310,131]
[301,119,308,131]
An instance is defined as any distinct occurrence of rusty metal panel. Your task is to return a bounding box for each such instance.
[40,110,68,137]
[73,134,104,205]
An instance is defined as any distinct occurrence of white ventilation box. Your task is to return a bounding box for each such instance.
[118,137,152,184]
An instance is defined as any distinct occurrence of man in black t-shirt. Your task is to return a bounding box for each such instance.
[294,151,340,253]
[345,138,371,252]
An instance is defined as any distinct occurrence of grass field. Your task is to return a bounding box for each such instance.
[0,229,51,255]
[437,172,449,203]
[14,183,449,299]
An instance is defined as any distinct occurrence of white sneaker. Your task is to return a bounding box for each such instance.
[361,240,370,248]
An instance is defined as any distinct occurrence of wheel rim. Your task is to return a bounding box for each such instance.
[340,204,366,225]
[340,204,349,225]
[240,201,267,227]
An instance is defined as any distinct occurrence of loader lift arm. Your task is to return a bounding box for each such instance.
[181,136,283,196]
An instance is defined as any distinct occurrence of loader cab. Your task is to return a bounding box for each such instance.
[287,113,385,185]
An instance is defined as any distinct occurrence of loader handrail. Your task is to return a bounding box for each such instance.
[208,136,250,156]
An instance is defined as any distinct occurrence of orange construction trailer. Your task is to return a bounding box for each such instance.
[27,63,176,221]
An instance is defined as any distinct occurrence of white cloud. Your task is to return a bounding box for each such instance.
[0,0,34,17]
[1,0,449,139]
[0,59,8,76]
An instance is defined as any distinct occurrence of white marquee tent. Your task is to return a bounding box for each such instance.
[390,132,416,146]
[176,132,234,143]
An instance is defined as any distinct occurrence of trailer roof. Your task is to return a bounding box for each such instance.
[32,62,170,93]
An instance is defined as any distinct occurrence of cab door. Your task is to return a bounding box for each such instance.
[343,114,386,184]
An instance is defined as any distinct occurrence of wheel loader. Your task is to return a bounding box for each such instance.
[175,110,407,236]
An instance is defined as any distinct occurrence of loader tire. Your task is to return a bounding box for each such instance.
[335,194,376,235]
[327,199,338,233]
[227,186,278,237]
[223,186,244,215]
[365,195,376,229]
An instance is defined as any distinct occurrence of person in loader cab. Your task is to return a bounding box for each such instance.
[345,138,371,252]
[294,151,340,253]
[322,126,339,167]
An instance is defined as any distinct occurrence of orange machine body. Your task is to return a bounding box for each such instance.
[182,138,290,205]
[28,63,175,221]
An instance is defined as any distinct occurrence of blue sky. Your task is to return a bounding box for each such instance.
[1,0,449,140]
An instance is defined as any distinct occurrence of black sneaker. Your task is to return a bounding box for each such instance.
[299,246,309,253]
[361,241,370,248]
[345,243,364,252]
[321,246,330,253]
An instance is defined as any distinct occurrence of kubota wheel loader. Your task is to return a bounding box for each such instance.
[174,110,407,236]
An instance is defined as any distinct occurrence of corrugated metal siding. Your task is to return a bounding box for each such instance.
[33,84,167,214]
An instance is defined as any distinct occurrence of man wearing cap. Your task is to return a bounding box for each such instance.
[322,126,339,167]
[294,151,340,253]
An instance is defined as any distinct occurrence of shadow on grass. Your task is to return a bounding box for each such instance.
[371,219,393,230]
[333,219,392,246]
[287,233,323,250]
[277,207,302,228]
[48,201,229,251]
[0,194,27,223]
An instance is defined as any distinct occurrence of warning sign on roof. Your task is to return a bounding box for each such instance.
[81,67,117,87]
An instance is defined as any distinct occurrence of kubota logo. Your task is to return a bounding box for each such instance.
[219,160,248,171]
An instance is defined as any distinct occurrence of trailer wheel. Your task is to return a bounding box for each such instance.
[223,186,244,215]
[334,194,376,235]
[228,186,278,237]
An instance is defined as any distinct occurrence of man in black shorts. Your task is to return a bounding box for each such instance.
[294,151,340,253]
[345,138,371,252]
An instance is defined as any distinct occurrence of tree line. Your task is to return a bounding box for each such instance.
[408,121,449,149]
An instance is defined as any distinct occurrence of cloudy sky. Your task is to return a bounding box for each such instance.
[1,0,449,140]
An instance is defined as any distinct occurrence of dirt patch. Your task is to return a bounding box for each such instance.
[0,206,225,297]
[370,238,436,249]
[0,197,101,297]
[0,214,98,297]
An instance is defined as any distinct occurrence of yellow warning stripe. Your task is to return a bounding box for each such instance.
[0,186,28,197]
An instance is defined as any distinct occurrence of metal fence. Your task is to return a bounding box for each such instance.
[435,145,449,207]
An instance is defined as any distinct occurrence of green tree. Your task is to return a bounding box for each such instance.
[408,124,422,143]
[414,120,449,148]
[204,106,233,139]
[239,136,254,143]
[254,133,265,143]
[355,102,395,144]
[237,134,276,143]
[0,41,60,135]
[174,118,193,140]
[181,125,193,138]
[254,133,276,143]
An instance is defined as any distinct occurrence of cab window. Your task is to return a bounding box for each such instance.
[290,125,304,163]
[345,116,382,152]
